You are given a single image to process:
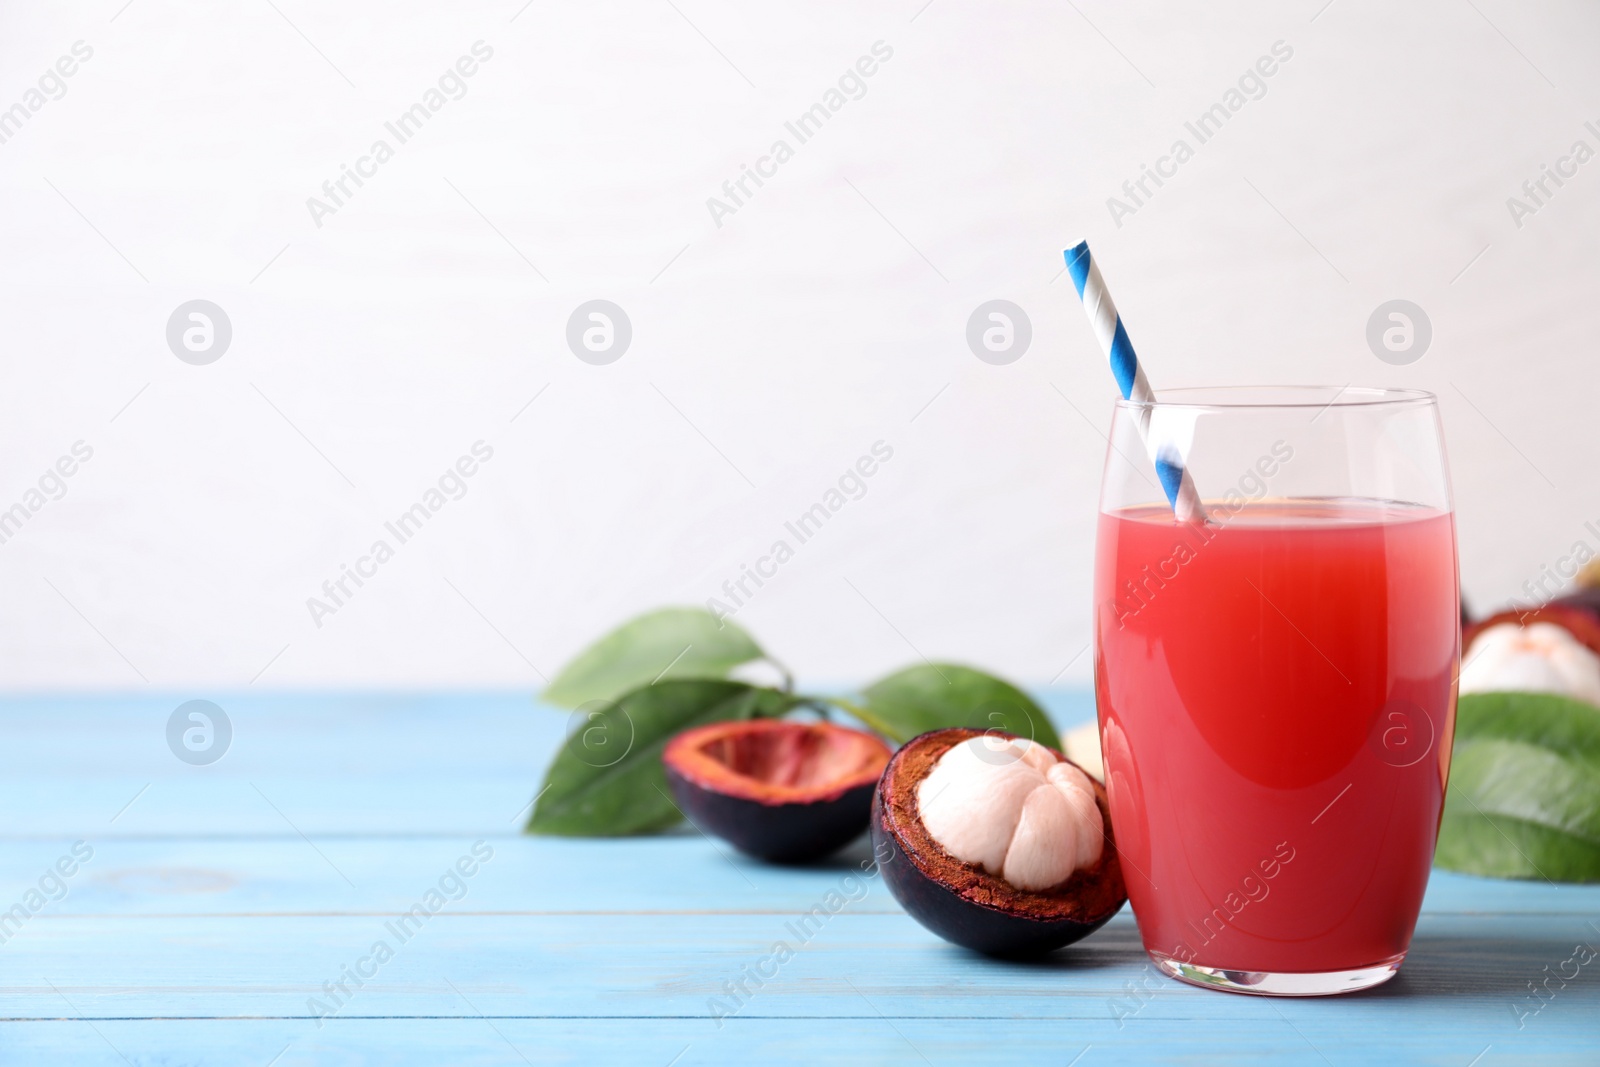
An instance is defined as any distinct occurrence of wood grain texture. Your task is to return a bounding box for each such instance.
[1,692,1595,1065]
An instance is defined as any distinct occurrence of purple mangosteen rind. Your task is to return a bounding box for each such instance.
[665,764,877,863]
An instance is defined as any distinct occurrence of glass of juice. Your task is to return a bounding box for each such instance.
[1093,386,1458,996]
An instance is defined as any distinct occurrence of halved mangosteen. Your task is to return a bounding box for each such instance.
[1464,603,1600,658]
[873,727,1126,957]
[1460,604,1600,706]
[663,719,891,864]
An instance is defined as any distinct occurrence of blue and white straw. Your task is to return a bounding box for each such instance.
[1064,240,1207,524]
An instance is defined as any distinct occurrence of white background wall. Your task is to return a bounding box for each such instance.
[0,0,1596,691]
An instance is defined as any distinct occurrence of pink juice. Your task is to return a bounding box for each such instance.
[1094,500,1458,974]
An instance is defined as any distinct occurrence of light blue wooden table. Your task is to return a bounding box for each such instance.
[3,691,1596,1064]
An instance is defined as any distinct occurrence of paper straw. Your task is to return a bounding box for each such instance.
[1064,240,1207,524]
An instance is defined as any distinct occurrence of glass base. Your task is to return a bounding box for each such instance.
[1148,950,1405,997]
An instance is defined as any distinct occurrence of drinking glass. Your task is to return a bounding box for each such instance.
[1093,386,1458,995]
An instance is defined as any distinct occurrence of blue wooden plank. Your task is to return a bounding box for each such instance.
[0,690,1097,785]
[0,911,1594,1022]
[0,1017,1595,1067]
[0,914,1594,1062]
[0,690,1092,838]
[0,692,553,837]
[0,836,1590,918]
[0,1017,1591,1067]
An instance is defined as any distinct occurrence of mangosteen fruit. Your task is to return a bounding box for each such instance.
[663,719,891,863]
[1460,610,1600,707]
[872,727,1126,956]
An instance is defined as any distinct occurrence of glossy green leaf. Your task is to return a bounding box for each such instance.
[1435,691,1600,882]
[527,680,795,836]
[541,607,764,709]
[856,663,1061,750]
[1451,690,1600,766]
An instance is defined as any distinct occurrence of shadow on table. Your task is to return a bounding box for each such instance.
[1359,931,1598,1001]
[987,925,1148,974]
[813,837,1147,972]
[806,835,878,872]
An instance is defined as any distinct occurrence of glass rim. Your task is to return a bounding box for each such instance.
[1113,385,1436,412]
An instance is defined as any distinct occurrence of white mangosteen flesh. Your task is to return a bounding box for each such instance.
[1460,622,1600,707]
[915,736,1103,891]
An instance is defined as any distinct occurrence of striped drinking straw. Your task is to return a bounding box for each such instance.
[1064,240,1208,524]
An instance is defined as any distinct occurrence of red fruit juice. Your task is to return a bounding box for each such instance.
[1094,500,1458,974]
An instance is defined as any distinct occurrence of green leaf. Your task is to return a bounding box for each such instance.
[856,663,1061,750]
[1435,691,1600,882]
[541,607,764,709]
[527,680,795,836]
[1452,691,1600,768]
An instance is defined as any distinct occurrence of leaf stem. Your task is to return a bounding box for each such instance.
[786,697,832,722]
[765,655,795,694]
[808,695,897,739]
